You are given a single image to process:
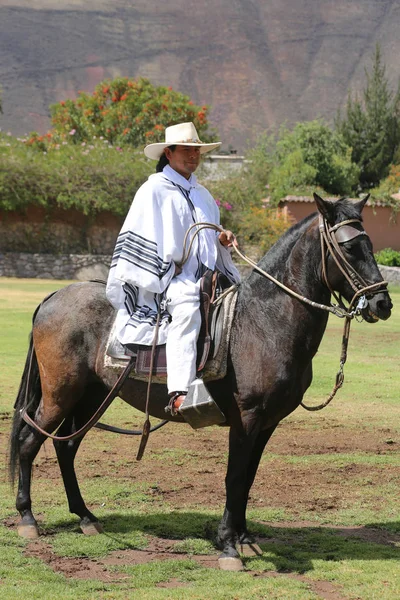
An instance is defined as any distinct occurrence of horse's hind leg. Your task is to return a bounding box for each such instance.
[16,425,47,539]
[16,403,74,539]
[53,383,107,535]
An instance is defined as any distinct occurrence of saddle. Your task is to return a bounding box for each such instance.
[105,269,236,382]
[197,269,232,371]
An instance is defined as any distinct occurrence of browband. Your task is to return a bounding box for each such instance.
[334,225,367,244]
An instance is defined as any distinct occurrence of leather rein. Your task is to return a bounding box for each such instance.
[180,216,388,411]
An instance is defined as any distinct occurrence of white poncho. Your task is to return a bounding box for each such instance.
[106,165,240,346]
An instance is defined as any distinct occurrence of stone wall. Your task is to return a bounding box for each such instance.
[379,265,400,285]
[1,251,399,285]
[0,206,122,254]
[0,252,111,281]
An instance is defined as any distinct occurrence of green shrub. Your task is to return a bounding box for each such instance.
[370,163,400,213]
[49,76,216,148]
[269,121,359,202]
[204,134,291,252]
[0,132,153,216]
[236,205,290,255]
[374,248,400,266]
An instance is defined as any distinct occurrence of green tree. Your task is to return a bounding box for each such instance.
[336,44,400,187]
[49,77,215,147]
[268,120,359,202]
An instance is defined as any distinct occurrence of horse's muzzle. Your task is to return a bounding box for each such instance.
[362,291,392,322]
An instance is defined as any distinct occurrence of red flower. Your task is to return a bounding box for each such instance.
[120,93,128,101]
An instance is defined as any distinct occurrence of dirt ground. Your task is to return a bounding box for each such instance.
[3,414,400,598]
[24,415,400,515]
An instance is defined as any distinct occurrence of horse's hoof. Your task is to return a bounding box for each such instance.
[218,556,244,571]
[17,523,39,539]
[80,520,103,536]
[236,542,263,557]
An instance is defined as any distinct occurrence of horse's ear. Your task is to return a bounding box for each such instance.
[353,194,369,215]
[313,193,336,224]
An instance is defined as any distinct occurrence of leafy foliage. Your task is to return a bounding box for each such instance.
[205,134,290,252]
[374,248,400,266]
[0,131,153,216]
[49,77,215,148]
[370,163,400,204]
[268,121,359,202]
[235,205,290,255]
[336,44,400,187]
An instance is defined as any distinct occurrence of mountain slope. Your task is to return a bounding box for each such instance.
[1,0,400,150]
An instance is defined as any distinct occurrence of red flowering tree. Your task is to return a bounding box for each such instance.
[50,77,215,147]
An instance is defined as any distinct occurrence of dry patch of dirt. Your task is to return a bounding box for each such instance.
[25,418,399,516]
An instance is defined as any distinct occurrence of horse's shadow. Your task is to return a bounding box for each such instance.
[50,511,400,574]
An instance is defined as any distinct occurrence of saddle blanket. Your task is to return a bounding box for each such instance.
[103,289,238,384]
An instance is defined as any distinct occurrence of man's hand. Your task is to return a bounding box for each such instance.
[218,229,238,248]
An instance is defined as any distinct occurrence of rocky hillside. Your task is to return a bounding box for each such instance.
[1,0,400,150]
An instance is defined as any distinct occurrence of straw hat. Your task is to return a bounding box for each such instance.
[144,122,221,160]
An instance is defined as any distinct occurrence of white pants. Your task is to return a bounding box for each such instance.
[166,276,201,394]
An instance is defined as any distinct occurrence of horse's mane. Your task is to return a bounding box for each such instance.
[254,198,363,278]
[257,212,317,276]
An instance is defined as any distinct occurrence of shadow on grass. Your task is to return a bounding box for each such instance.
[50,511,400,574]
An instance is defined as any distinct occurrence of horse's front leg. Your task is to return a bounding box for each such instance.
[236,425,277,550]
[217,421,273,570]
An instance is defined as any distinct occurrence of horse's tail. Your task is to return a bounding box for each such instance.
[9,310,44,487]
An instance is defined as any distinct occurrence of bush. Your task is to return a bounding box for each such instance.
[374,248,400,266]
[204,134,290,252]
[49,77,216,148]
[236,206,290,256]
[269,121,359,202]
[0,132,153,216]
[370,163,400,206]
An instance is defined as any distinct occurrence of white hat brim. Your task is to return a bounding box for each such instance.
[144,141,221,160]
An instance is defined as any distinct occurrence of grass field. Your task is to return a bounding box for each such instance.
[0,278,399,599]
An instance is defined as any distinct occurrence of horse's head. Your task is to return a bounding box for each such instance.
[314,193,392,322]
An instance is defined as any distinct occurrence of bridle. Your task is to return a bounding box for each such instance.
[180,217,388,319]
[319,215,388,316]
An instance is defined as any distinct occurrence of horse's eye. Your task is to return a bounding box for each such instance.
[341,241,354,251]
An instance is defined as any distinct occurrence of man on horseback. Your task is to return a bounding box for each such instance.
[106,122,240,413]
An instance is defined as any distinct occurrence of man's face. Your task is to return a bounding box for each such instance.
[165,145,201,179]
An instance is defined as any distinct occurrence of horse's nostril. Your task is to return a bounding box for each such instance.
[378,298,392,310]
[373,297,392,318]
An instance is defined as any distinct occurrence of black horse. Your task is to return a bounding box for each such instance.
[9,194,392,571]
